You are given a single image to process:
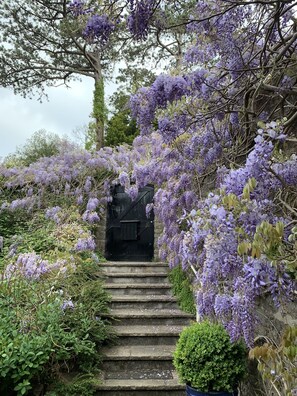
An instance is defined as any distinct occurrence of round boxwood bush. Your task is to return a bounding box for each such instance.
[173,321,247,392]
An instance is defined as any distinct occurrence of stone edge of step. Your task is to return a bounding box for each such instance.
[94,378,185,391]
[101,262,168,266]
[104,272,169,277]
[104,283,172,288]
[110,309,194,318]
[104,261,167,264]
[111,295,177,302]
[114,325,185,336]
[102,344,176,360]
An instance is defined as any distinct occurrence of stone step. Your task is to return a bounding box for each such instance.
[115,335,179,346]
[115,325,185,336]
[101,359,175,374]
[101,262,168,274]
[105,262,166,265]
[101,344,178,376]
[101,345,177,376]
[94,378,185,396]
[114,325,184,346]
[104,283,173,296]
[103,368,175,380]
[98,261,190,396]
[102,344,176,361]
[110,309,194,326]
[104,272,169,284]
[110,295,178,310]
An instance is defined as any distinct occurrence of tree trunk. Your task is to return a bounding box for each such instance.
[93,66,105,150]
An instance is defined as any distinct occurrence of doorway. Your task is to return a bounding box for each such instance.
[105,185,154,261]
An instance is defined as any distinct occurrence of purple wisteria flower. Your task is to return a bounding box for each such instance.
[84,176,92,192]
[83,14,115,44]
[86,197,99,211]
[45,206,61,223]
[4,254,74,280]
[5,253,49,280]
[9,197,35,211]
[82,210,100,223]
[119,171,130,189]
[69,0,83,15]
[61,299,75,310]
[145,203,154,218]
[127,0,155,40]
[74,236,96,252]
[127,185,139,201]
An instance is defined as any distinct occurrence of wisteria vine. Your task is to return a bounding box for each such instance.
[127,0,297,346]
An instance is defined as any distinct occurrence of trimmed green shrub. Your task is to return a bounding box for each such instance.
[173,321,247,392]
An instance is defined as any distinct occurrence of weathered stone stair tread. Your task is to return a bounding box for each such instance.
[111,296,177,302]
[102,262,167,267]
[104,368,174,380]
[95,378,184,390]
[106,261,166,264]
[103,344,176,360]
[104,283,171,289]
[115,325,185,336]
[106,272,168,277]
[111,309,193,317]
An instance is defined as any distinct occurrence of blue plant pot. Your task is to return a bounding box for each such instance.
[186,384,238,396]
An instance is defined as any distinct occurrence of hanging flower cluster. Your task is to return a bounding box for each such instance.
[127,0,156,40]
[82,14,115,44]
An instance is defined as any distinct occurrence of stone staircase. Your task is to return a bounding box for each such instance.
[95,261,194,396]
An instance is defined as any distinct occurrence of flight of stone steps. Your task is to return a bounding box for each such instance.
[95,261,194,396]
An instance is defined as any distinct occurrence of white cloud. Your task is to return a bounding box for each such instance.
[0,76,117,159]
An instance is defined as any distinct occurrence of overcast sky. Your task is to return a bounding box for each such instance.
[0,76,117,160]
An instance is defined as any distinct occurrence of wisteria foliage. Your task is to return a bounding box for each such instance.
[127,0,297,346]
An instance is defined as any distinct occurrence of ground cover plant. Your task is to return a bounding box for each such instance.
[168,265,196,315]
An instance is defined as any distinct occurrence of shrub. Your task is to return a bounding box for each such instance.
[173,321,247,392]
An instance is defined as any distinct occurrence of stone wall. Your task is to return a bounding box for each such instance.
[153,218,163,261]
[95,209,107,256]
[240,297,297,396]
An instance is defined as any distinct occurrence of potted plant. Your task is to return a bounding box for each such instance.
[173,321,247,396]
